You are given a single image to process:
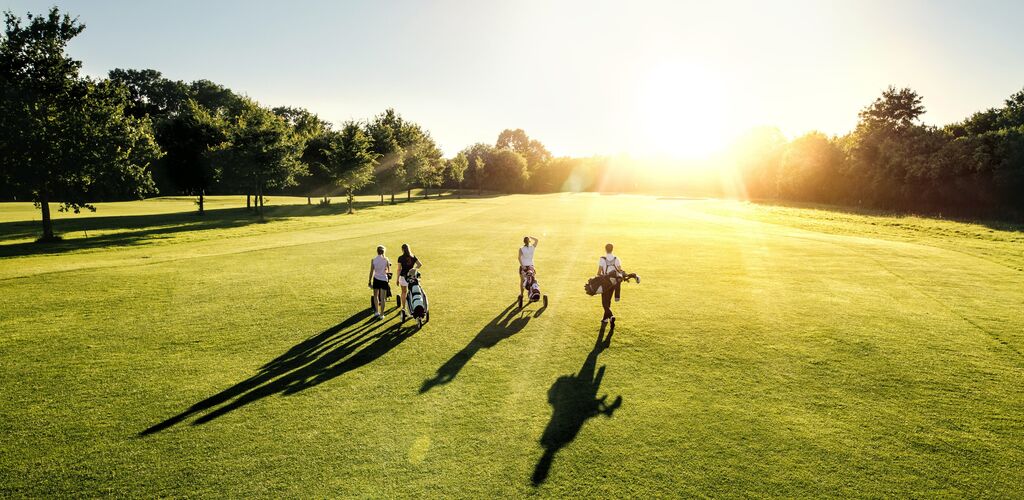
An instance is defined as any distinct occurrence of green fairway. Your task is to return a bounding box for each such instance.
[1,194,1022,497]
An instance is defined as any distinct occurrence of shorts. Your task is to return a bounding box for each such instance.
[398,275,409,287]
[372,278,391,293]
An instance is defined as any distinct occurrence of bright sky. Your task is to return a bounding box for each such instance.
[7,0,1024,157]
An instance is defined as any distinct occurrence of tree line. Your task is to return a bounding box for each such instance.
[3,8,1023,243]
[734,86,1024,219]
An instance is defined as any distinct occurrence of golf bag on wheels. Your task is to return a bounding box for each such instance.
[369,272,394,311]
[519,266,548,309]
[401,269,429,327]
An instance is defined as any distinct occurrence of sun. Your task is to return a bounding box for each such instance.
[633,62,733,158]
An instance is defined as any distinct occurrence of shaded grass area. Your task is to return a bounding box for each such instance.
[1,194,1022,497]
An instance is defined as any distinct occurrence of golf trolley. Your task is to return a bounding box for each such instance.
[369,272,394,312]
[400,269,430,328]
[519,266,549,309]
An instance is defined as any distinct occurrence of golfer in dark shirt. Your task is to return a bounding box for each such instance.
[396,243,423,310]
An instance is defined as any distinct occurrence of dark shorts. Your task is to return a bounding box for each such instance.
[372,278,391,293]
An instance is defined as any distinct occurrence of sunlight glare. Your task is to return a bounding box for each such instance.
[633,62,733,159]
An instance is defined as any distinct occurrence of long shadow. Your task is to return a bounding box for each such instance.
[531,323,623,486]
[0,199,382,258]
[140,309,416,435]
[419,301,531,393]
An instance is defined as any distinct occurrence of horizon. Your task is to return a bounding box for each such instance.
[5,0,1024,158]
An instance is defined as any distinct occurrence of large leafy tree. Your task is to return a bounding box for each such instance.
[366,108,406,204]
[273,106,330,203]
[446,152,469,197]
[0,8,161,240]
[485,148,529,192]
[108,68,190,119]
[496,128,551,180]
[215,98,304,218]
[314,122,378,213]
[158,100,227,214]
[459,142,494,194]
[407,133,444,198]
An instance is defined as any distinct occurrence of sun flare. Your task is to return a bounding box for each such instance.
[634,63,733,159]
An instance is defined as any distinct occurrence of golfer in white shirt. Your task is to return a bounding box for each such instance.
[368,245,391,319]
[598,243,623,323]
[519,235,539,297]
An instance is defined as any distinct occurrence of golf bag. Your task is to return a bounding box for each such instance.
[584,271,640,296]
[523,267,541,302]
[520,266,548,308]
[402,269,429,325]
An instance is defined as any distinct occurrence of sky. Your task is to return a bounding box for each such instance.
[6,0,1024,157]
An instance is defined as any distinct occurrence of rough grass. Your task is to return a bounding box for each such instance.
[1,194,1021,497]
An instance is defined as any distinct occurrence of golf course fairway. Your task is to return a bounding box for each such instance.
[1,194,1022,497]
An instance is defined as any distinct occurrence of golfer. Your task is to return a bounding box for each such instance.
[598,243,623,323]
[368,245,392,320]
[396,243,423,311]
[519,235,539,297]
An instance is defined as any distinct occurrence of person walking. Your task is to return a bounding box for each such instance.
[597,243,623,324]
[519,235,539,298]
[368,245,392,320]
[396,243,423,311]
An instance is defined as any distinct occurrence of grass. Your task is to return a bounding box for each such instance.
[1,194,1022,497]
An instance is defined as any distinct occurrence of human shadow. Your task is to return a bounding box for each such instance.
[531,323,622,486]
[419,301,531,393]
[140,309,415,435]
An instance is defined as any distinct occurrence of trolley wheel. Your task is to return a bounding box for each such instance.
[416,317,424,328]
[401,310,407,322]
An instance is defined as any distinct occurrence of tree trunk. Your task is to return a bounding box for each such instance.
[379,190,384,205]
[39,192,55,241]
[407,188,411,201]
[307,196,311,205]
[423,186,429,199]
[347,190,355,214]
[390,191,395,204]
[457,182,462,199]
[198,190,205,215]
[246,194,251,209]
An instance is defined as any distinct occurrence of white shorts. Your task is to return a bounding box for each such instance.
[398,276,409,287]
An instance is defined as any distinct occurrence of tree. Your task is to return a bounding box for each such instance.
[485,149,529,192]
[459,143,493,194]
[446,152,469,197]
[0,8,161,240]
[273,106,330,203]
[108,68,190,118]
[366,108,406,204]
[496,128,551,189]
[777,132,844,202]
[858,86,925,131]
[407,135,444,198]
[158,99,227,214]
[313,122,378,213]
[215,98,304,219]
